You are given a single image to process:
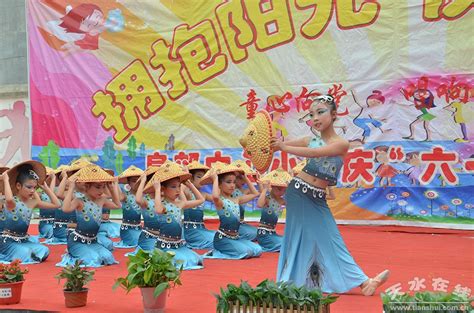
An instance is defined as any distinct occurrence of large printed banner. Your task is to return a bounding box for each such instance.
[28,0,473,228]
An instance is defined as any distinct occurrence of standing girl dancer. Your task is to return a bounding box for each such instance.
[182,161,216,249]
[142,162,204,269]
[202,162,262,259]
[57,165,119,267]
[272,95,390,295]
[0,161,60,264]
[114,165,143,248]
[256,168,292,252]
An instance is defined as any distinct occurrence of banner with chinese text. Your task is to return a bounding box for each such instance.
[27,0,474,228]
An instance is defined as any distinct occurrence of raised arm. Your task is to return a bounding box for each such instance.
[153,181,165,214]
[56,171,68,200]
[135,173,148,208]
[1,171,15,210]
[62,177,81,213]
[238,175,259,205]
[282,136,311,147]
[210,170,223,210]
[35,182,61,209]
[48,173,56,190]
[182,180,205,209]
[271,137,349,159]
[256,181,270,208]
[103,180,121,209]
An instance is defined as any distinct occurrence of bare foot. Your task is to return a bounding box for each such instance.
[361,269,390,296]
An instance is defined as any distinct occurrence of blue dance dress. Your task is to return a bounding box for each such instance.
[0,197,49,264]
[44,198,77,245]
[205,197,261,259]
[183,195,215,249]
[231,189,257,241]
[98,208,121,238]
[129,195,161,254]
[57,194,118,267]
[277,136,368,293]
[256,196,283,252]
[114,189,142,248]
[38,192,55,239]
[156,200,203,270]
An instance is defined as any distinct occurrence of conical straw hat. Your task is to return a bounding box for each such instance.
[68,159,93,173]
[131,165,160,193]
[292,159,307,176]
[118,165,144,184]
[260,168,292,187]
[199,162,245,185]
[7,160,47,195]
[143,162,191,193]
[231,160,257,176]
[72,165,115,183]
[45,166,55,175]
[239,110,275,173]
[187,161,210,172]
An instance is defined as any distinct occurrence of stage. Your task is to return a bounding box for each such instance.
[4,222,472,313]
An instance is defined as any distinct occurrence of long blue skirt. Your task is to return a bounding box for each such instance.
[238,222,258,241]
[38,221,54,239]
[44,224,69,245]
[0,237,49,264]
[114,225,142,248]
[183,225,215,249]
[97,232,114,251]
[276,181,368,293]
[126,231,158,256]
[56,234,118,268]
[98,221,121,238]
[157,243,204,270]
[257,229,282,252]
[204,232,262,259]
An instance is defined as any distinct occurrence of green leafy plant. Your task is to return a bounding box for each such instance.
[0,260,28,283]
[113,249,183,298]
[215,279,338,313]
[55,260,95,292]
[381,291,473,313]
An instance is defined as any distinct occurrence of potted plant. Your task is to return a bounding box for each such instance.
[381,291,473,313]
[216,279,338,313]
[0,260,28,305]
[55,260,95,308]
[114,249,183,313]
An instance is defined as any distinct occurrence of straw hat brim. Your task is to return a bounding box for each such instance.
[73,166,115,183]
[199,168,245,186]
[143,172,192,194]
[239,110,275,173]
[118,166,144,184]
[7,161,47,195]
[130,167,160,193]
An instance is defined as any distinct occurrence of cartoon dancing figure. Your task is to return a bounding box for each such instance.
[402,89,436,141]
[0,101,30,165]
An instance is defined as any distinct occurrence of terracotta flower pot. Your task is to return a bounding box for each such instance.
[0,281,24,305]
[64,288,88,308]
[140,287,168,313]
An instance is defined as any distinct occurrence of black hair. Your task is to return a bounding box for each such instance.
[162,177,180,188]
[310,94,337,121]
[16,164,39,185]
[190,169,206,181]
[218,172,236,185]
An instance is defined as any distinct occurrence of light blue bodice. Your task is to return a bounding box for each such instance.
[157,200,182,239]
[75,193,102,237]
[260,196,282,228]
[302,136,343,186]
[217,197,240,232]
[183,193,204,222]
[39,192,56,219]
[141,195,161,231]
[3,198,33,236]
[121,190,141,223]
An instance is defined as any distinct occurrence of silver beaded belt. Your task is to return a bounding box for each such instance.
[184,221,205,229]
[143,228,160,239]
[1,232,29,242]
[292,177,327,199]
[217,229,239,240]
[121,222,142,230]
[257,226,276,235]
[156,236,186,249]
[39,218,55,223]
[53,221,69,228]
[71,230,97,244]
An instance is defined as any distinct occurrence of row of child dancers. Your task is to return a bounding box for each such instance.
[0,158,333,269]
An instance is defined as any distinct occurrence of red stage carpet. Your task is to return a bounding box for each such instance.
[2,222,472,313]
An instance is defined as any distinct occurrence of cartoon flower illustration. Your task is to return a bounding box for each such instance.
[424,190,439,216]
[451,198,463,217]
[386,193,397,200]
[401,191,410,198]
